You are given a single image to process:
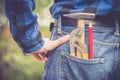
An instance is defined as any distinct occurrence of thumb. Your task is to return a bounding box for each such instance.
[54,35,70,46]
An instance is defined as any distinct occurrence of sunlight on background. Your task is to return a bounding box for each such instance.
[0,0,53,80]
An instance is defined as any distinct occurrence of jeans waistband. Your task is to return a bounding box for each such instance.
[50,15,120,35]
[55,16,116,27]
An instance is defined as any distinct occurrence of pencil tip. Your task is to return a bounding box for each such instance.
[89,22,92,27]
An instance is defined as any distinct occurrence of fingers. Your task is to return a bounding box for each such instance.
[40,35,70,52]
[30,35,69,63]
[32,53,48,63]
[54,35,70,47]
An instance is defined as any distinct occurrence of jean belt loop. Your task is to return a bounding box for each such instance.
[114,19,120,36]
[57,16,62,34]
[54,19,58,27]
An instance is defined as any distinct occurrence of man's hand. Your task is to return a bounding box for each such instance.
[31,35,70,63]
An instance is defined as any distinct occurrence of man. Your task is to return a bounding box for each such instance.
[5,0,120,80]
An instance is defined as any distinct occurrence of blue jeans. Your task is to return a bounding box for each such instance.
[42,21,120,80]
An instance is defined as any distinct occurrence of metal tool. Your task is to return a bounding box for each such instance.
[63,13,95,20]
[65,13,95,59]
[70,27,88,57]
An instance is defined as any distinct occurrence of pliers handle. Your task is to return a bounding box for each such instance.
[70,27,88,58]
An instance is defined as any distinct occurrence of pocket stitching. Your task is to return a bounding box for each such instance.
[60,50,105,64]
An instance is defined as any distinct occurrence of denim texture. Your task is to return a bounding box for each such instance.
[42,24,120,80]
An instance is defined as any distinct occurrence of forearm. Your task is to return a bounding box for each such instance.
[5,0,44,54]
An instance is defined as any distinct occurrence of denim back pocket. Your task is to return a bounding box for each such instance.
[59,49,105,80]
[44,25,116,80]
[58,26,116,80]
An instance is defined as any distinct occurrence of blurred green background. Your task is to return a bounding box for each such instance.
[0,0,52,80]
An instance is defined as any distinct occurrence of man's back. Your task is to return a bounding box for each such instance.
[51,0,120,19]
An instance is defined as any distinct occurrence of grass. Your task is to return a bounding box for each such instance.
[3,26,50,80]
[39,26,50,38]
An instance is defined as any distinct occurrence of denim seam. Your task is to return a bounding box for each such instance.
[60,51,76,80]
[60,50,63,80]
[99,64,105,80]
[112,36,119,72]
[51,27,57,40]
[42,60,49,80]
[60,50,105,64]
[60,71,75,80]
[92,27,115,30]
[93,39,118,46]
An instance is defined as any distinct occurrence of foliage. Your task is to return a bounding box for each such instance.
[34,0,52,13]
[4,41,44,80]
[3,26,50,80]
[0,0,51,80]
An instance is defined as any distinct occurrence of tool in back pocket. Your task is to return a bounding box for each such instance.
[70,27,88,59]
[66,13,95,59]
